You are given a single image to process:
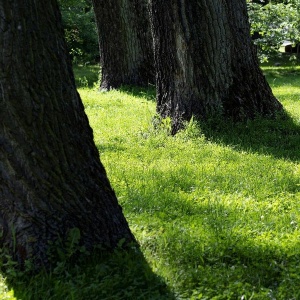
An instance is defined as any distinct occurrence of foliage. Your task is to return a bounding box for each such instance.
[57,0,300,64]
[0,274,15,300]
[58,0,300,64]
[247,0,300,60]
[58,0,98,64]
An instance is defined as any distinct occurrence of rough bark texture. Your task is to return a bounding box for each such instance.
[148,0,283,133]
[92,0,154,90]
[0,0,134,267]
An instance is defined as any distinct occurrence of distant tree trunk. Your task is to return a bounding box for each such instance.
[92,0,154,90]
[149,0,283,133]
[0,0,134,268]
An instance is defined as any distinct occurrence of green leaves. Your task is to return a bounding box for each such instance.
[58,0,98,63]
[247,0,300,59]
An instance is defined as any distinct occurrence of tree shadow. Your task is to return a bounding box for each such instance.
[146,192,299,298]
[73,64,100,88]
[190,199,299,298]
[119,85,156,102]
[6,245,175,300]
[198,112,300,162]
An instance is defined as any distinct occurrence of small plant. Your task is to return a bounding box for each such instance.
[152,115,172,134]
[78,76,89,88]
[46,227,89,274]
[176,116,204,140]
[0,274,16,300]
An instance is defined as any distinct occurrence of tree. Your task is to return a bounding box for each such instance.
[148,0,284,133]
[92,0,154,90]
[0,0,134,267]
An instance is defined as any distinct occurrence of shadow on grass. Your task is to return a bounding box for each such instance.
[95,140,127,154]
[264,67,300,78]
[142,195,300,298]
[190,200,300,298]
[262,62,300,88]
[7,245,175,300]
[119,85,156,102]
[73,64,100,88]
[198,112,300,162]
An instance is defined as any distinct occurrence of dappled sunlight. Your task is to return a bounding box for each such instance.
[0,274,16,300]
[75,62,300,298]
[130,191,300,298]
[3,0,300,297]
[1,62,298,300]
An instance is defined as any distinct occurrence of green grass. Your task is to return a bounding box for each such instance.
[73,64,100,88]
[2,60,300,299]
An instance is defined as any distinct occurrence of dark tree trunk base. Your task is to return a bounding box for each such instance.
[0,0,134,268]
[93,0,154,90]
[149,0,283,134]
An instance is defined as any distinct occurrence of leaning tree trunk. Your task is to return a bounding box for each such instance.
[0,0,134,267]
[148,0,283,133]
[92,0,154,90]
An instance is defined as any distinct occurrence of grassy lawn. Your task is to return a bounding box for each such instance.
[2,60,300,299]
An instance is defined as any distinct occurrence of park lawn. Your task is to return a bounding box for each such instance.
[2,61,300,299]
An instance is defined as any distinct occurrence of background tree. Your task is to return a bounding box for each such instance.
[92,0,154,90]
[0,0,134,267]
[148,0,284,133]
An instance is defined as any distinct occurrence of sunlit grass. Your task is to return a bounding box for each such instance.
[1,61,300,299]
[73,62,300,299]
[0,275,15,300]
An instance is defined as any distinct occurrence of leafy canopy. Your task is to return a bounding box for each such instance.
[58,0,98,64]
[247,0,300,59]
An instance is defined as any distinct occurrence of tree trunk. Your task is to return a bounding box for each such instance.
[0,0,134,267]
[148,0,283,133]
[92,0,154,90]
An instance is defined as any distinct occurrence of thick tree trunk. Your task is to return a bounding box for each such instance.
[0,0,134,267]
[148,0,283,133]
[92,0,154,90]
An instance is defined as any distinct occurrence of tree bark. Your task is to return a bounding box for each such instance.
[0,0,134,267]
[148,0,283,133]
[92,0,154,90]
